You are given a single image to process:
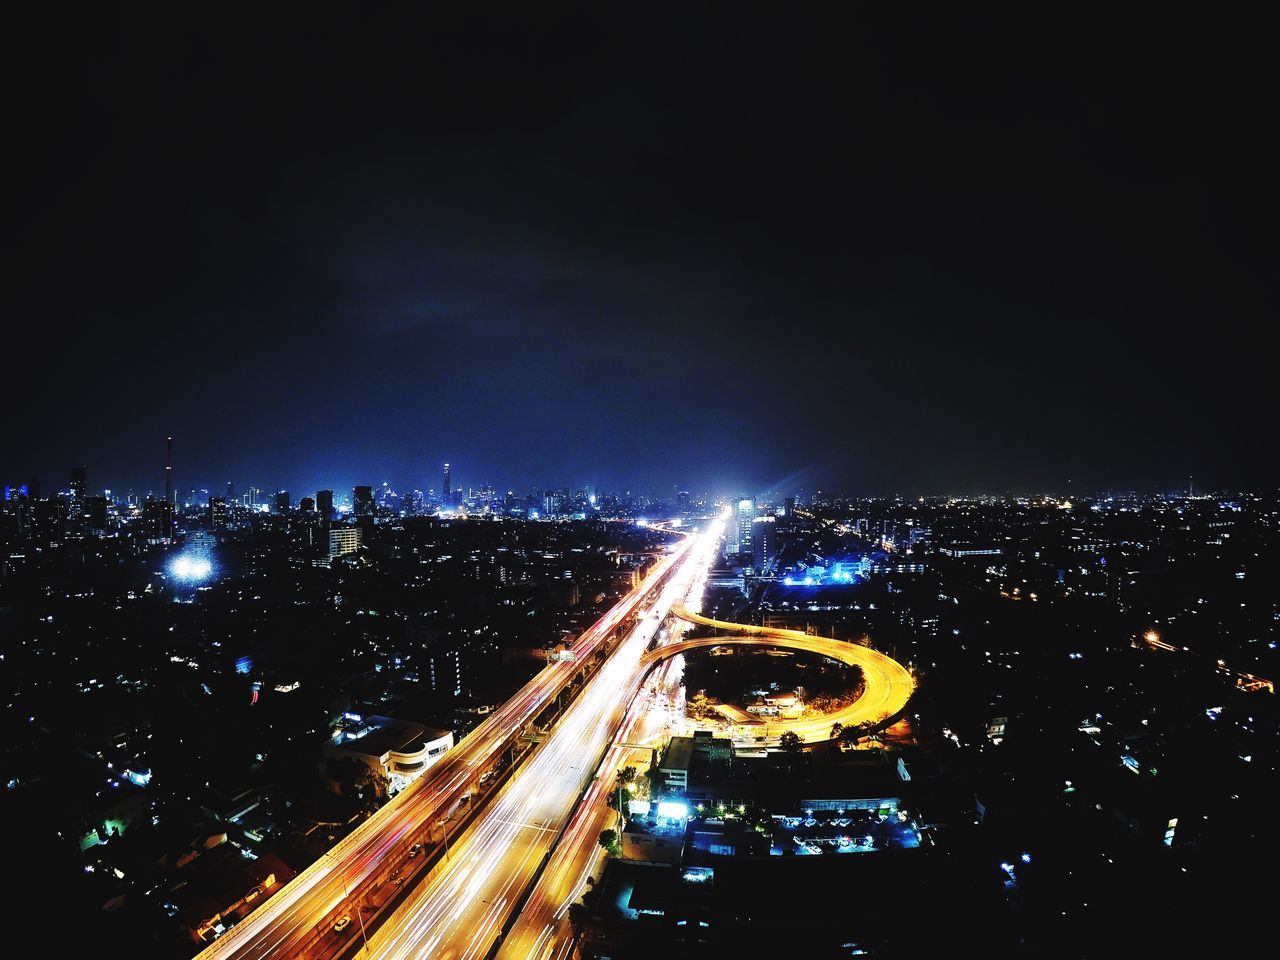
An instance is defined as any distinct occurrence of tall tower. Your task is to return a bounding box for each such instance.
[353,485,374,516]
[165,437,174,506]
[443,462,451,501]
[69,466,86,504]
[736,498,756,555]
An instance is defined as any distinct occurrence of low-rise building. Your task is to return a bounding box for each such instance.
[657,737,695,793]
[324,714,453,795]
[745,690,802,719]
[164,845,294,943]
[621,816,686,863]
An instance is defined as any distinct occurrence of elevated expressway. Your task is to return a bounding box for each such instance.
[493,533,718,960]
[492,594,915,960]
[193,533,699,960]
[355,521,724,960]
[655,605,916,741]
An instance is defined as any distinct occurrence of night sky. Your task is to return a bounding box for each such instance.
[6,7,1274,498]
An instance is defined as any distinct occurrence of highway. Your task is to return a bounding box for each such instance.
[491,677,669,960]
[488,557,915,960]
[492,534,716,960]
[658,605,916,741]
[343,518,725,960]
[197,514,899,960]
[193,531,698,960]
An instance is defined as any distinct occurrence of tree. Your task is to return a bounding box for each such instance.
[324,757,389,812]
[839,722,879,748]
[607,766,640,811]
[567,901,591,934]
[830,721,844,741]
[779,731,804,753]
[687,691,713,720]
[597,828,618,853]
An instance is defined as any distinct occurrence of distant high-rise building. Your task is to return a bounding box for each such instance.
[730,498,756,555]
[2,483,32,533]
[784,496,796,518]
[328,526,361,561]
[403,489,424,516]
[299,496,315,513]
[84,495,108,530]
[443,463,451,501]
[70,466,86,504]
[225,480,235,500]
[32,496,68,542]
[293,509,324,558]
[752,516,777,573]
[353,485,374,516]
[165,436,174,506]
[209,496,228,530]
[316,489,334,521]
[274,490,290,513]
[143,497,174,544]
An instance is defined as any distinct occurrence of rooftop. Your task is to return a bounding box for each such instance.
[331,715,448,759]
[660,737,696,773]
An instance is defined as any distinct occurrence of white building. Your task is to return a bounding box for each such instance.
[325,714,453,795]
[327,526,362,561]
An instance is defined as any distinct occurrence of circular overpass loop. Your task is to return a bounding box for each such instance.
[647,605,916,743]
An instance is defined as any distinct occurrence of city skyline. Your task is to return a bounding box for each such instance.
[5,447,1228,508]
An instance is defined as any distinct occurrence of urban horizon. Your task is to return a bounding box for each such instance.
[6,448,1245,511]
[4,7,1274,959]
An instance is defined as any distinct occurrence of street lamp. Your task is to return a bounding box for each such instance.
[340,875,371,956]
[438,817,452,861]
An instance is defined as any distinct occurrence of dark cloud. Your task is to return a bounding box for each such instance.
[4,6,1274,497]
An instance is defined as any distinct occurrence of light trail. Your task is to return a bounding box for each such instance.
[193,530,699,960]
[493,530,723,960]
[494,587,915,960]
[654,606,916,741]
[354,518,725,960]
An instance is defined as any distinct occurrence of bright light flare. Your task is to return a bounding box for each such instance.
[170,554,213,581]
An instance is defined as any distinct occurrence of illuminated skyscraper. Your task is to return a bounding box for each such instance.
[143,497,174,544]
[733,498,756,555]
[328,526,361,560]
[752,515,776,572]
[443,462,451,501]
[2,483,31,534]
[209,496,228,530]
[70,466,86,504]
